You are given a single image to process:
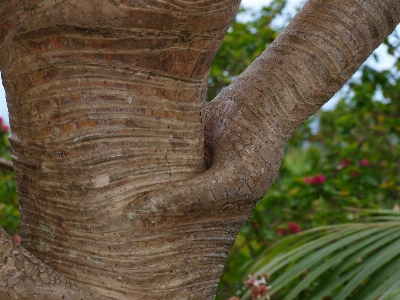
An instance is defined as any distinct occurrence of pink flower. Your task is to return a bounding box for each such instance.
[261,272,271,281]
[277,228,286,236]
[305,174,326,185]
[251,284,271,300]
[337,159,350,170]
[244,275,256,288]
[14,232,21,244]
[289,222,301,233]
[311,174,325,185]
[2,125,9,132]
[360,159,369,166]
[243,274,271,300]
[340,159,350,167]
[304,176,313,184]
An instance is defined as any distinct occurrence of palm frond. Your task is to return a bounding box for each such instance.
[241,211,400,299]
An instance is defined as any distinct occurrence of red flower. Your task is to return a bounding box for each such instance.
[289,222,301,233]
[341,159,350,167]
[277,228,286,236]
[1,125,9,132]
[304,176,313,184]
[311,174,325,185]
[350,170,360,177]
[305,174,325,185]
[337,159,350,170]
[360,159,369,166]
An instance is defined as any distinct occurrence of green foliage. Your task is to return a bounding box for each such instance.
[0,118,19,235]
[241,210,400,300]
[207,0,287,101]
[219,66,400,298]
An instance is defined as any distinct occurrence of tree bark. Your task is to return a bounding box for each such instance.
[0,0,399,299]
[0,227,108,299]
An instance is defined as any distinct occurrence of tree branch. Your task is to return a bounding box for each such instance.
[203,0,400,197]
[129,0,400,250]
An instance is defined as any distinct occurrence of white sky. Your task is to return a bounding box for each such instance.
[241,0,303,10]
[0,0,397,124]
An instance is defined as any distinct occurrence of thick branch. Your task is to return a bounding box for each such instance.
[204,0,400,197]
[124,7,400,296]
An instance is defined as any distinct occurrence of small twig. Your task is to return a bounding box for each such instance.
[0,158,13,172]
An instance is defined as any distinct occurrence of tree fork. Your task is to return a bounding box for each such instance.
[0,0,399,299]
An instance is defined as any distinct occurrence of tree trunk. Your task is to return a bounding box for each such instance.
[0,0,399,299]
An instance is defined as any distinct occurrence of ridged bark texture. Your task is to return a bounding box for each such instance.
[0,0,241,298]
[0,227,107,299]
[0,0,399,299]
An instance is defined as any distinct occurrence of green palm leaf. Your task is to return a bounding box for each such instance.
[241,210,400,300]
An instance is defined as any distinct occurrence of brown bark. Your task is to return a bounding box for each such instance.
[0,227,107,299]
[0,0,399,299]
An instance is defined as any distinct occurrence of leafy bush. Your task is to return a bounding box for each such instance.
[0,118,19,236]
